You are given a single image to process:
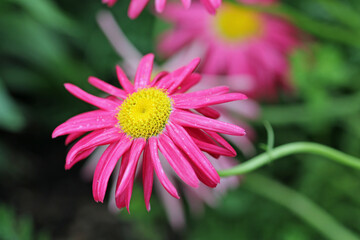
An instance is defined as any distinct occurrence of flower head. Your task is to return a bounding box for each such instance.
[53,54,247,211]
[102,0,221,19]
[158,1,301,99]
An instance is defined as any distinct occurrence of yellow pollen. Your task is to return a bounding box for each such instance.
[117,87,172,139]
[213,3,263,42]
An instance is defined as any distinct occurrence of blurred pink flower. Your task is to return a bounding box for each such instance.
[102,0,221,19]
[52,53,247,212]
[158,2,301,99]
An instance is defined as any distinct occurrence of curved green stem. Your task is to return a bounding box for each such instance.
[218,142,360,177]
[244,174,360,240]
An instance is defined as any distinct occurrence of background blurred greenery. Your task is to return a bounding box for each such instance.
[1,0,360,239]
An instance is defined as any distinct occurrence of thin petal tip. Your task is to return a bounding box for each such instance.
[64,83,74,90]
[64,164,72,170]
[127,9,140,19]
[191,57,201,66]
[88,76,99,84]
[126,207,131,214]
[51,131,58,139]
[144,53,155,59]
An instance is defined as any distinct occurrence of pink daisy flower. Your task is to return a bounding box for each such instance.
[158,1,301,99]
[52,54,247,211]
[96,9,258,157]
[102,0,221,19]
[76,11,249,229]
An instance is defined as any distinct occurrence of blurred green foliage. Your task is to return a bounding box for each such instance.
[0,79,25,132]
[0,204,49,240]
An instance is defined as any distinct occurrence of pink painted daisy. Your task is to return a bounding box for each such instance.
[102,0,221,19]
[158,1,301,99]
[52,54,247,211]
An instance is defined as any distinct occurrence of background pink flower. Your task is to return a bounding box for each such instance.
[157,1,302,99]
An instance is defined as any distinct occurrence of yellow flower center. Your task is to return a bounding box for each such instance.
[213,3,263,42]
[117,87,172,139]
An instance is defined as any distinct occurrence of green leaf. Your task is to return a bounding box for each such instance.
[10,0,78,36]
[0,79,25,132]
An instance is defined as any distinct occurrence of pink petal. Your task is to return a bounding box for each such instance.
[155,0,166,12]
[158,134,199,188]
[206,130,237,156]
[92,144,116,201]
[65,132,85,145]
[153,67,184,90]
[103,0,118,7]
[115,138,146,197]
[64,83,118,111]
[106,95,122,104]
[88,76,127,99]
[92,136,132,202]
[192,136,234,157]
[52,110,117,138]
[155,59,200,94]
[195,107,220,119]
[157,29,196,57]
[202,45,227,74]
[116,65,134,93]
[65,128,123,169]
[185,127,234,157]
[150,71,168,87]
[200,0,216,14]
[148,137,179,199]
[171,110,246,136]
[181,0,191,9]
[72,147,96,165]
[174,93,247,109]
[168,58,200,93]
[115,151,130,210]
[174,73,201,93]
[159,3,205,23]
[128,0,150,19]
[142,143,154,211]
[209,0,221,8]
[134,54,154,90]
[171,86,229,101]
[116,169,136,212]
[166,123,220,187]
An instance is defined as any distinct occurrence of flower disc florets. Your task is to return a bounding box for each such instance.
[117,87,172,139]
[214,3,263,42]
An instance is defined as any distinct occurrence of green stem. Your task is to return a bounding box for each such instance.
[244,174,360,240]
[218,142,360,177]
